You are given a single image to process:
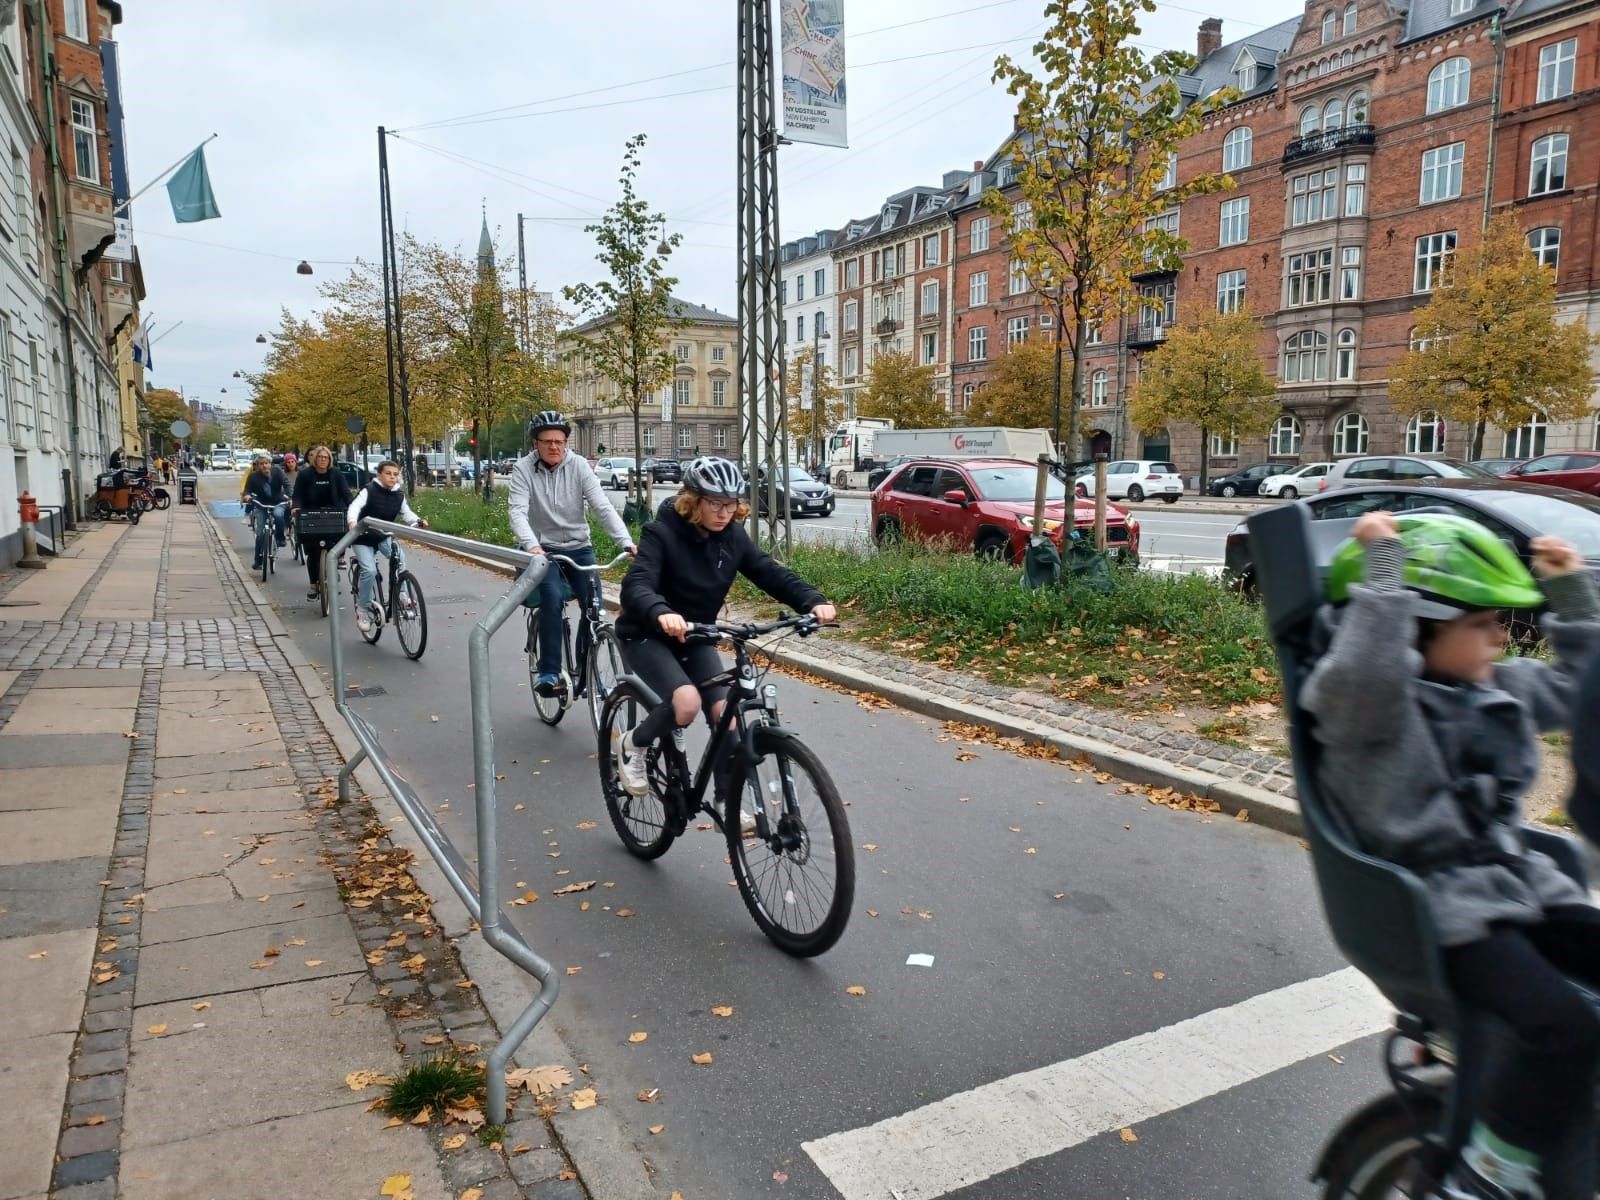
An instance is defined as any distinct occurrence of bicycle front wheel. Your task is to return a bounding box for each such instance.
[598,683,675,860]
[353,564,382,644]
[528,613,565,726]
[586,624,625,732]
[394,571,427,659]
[318,553,331,619]
[728,730,855,957]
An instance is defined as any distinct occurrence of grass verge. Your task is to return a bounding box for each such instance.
[411,490,1280,708]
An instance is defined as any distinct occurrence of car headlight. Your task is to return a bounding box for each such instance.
[1017,514,1062,533]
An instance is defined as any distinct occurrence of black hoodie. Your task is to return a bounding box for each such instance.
[618,499,824,641]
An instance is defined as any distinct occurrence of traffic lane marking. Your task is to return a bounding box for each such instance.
[801,966,1390,1200]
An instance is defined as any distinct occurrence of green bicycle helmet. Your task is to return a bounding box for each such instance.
[1326,511,1544,619]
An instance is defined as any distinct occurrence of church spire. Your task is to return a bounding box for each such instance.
[477,203,494,272]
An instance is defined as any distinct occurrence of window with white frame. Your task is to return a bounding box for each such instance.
[1349,90,1369,122]
[921,332,937,364]
[1090,370,1108,407]
[1143,208,1179,262]
[64,0,87,40]
[968,326,988,361]
[969,271,989,306]
[711,345,726,362]
[1344,163,1367,216]
[923,232,941,266]
[1211,429,1240,457]
[1504,413,1548,458]
[1283,329,1330,382]
[1333,411,1370,455]
[846,346,860,376]
[815,310,826,336]
[1158,151,1178,190]
[1530,134,1569,196]
[795,275,805,302]
[1007,316,1030,345]
[1420,142,1466,203]
[1449,0,1474,13]
[1300,104,1321,136]
[1269,415,1303,455]
[1234,58,1257,91]
[796,314,805,342]
[642,425,657,451]
[1012,200,1033,231]
[675,343,690,362]
[1322,9,1336,42]
[1406,410,1446,454]
[1529,226,1561,270]
[1220,196,1250,245]
[845,259,860,288]
[1336,328,1357,379]
[921,280,939,317]
[714,426,728,450]
[962,382,976,411]
[1341,247,1361,299]
[1217,269,1247,313]
[970,216,990,252]
[882,245,901,278]
[1008,258,1028,295]
[678,425,692,449]
[1287,248,1334,306]
[843,300,858,332]
[674,378,691,408]
[1414,232,1457,292]
[70,98,98,184]
[1427,58,1471,113]
[1139,280,1177,335]
[712,379,727,406]
[814,267,825,295]
[1538,38,1577,103]
[0,313,14,435]
[1223,127,1253,172]
[1086,318,1104,345]
[781,280,788,305]
[1344,1,1357,34]
[1292,167,1338,225]
[1325,96,1346,131]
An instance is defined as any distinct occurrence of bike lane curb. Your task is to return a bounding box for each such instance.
[423,540,1305,839]
[206,509,666,1199]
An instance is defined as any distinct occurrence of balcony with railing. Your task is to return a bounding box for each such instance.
[1282,123,1375,165]
[1126,322,1169,349]
[875,317,901,336]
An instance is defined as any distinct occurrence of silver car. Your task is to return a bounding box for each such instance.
[1320,455,1498,492]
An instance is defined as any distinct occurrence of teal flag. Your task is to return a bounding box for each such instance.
[165,146,220,223]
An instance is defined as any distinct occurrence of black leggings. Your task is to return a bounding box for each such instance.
[620,636,728,749]
[1443,904,1600,1191]
[302,533,340,585]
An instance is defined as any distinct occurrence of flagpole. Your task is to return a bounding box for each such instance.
[149,321,183,346]
[116,133,218,214]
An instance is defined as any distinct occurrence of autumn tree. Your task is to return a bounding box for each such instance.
[1128,302,1278,492]
[1390,213,1597,460]
[785,346,845,469]
[986,0,1235,457]
[964,341,1060,430]
[143,388,191,455]
[563,134,685,514]
[858,350,947,431]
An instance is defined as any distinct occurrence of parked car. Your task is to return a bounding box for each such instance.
[334,460,373,494]
[1073,459,1185,503]
[1223,480,1600,629]
[595,457,637,489]
[1206,463,1278,497]
[1258,462,1334,499]
[871,457,1139,563]
[867,455,920,492]
[1497,451,1600,497]
[1320,455,1498,491]
[750,463,835,517]
[1471,457,1525,475]
[641,457,682,484]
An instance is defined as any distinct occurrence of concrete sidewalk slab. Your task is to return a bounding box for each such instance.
[155,689,272,717]
[0,732,131,768]
[32,668,145,688]
[2,687,139,734]
[0,858,106,938]
[0,1031,74,1199]
[151,782,305,815]
[0,763,126,811]
[1,928,96,1040]
[158,670,262,690]
[0,803,119,865]
[153,711,281,758]
[219,829,325,896]
[142,887,343,946]
[140,875,237,911]
[135,911,361,1005]
[152,745,290,777]
[142,812,314,888]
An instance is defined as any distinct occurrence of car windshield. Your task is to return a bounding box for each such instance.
[1476,491,1600,559]
[778,466,818,483]
[969,467,1069,502]
[1434,458,1498,478]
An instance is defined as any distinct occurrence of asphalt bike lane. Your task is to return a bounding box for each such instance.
[211,488,1389,1199]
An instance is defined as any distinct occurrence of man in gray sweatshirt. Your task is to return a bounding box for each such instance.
[508,411,635,695]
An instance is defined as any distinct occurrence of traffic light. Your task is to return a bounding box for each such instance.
[469,418,479,450]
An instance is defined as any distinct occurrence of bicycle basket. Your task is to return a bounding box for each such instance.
[296,510,347,538]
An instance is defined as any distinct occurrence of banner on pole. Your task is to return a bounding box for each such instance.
[781,0,847,149]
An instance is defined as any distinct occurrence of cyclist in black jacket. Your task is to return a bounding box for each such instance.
[290,445,351,600]
[615,456,835,800]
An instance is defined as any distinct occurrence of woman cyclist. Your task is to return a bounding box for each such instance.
[1307,510,1600,1200]
[614,457,836,802]
[289,445,350,601]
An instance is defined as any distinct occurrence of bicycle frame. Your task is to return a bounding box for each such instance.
[529,553,631,709]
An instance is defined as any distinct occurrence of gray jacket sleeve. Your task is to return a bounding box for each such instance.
[1301,538,1425,746]
[507,458,537,549]
[580,460,633,549]
[1494,571,1600,732]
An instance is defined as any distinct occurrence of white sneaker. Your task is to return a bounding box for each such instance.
[740,810,759,837]
[355,609,373,635]
[614,728,649,796]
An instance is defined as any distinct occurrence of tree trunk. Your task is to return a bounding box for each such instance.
[631,397,645,516]
[1198,425,1210,495]
[1066,307,1085,462]
[1471,410,1487,462]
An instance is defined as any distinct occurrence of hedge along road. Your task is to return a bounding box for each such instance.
[214,485,1387,1200]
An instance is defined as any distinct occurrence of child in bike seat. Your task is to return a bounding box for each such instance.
[1303,510,1600,1200]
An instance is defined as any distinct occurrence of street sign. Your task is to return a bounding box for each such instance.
[345,415,366,434]
[170,419,192,438]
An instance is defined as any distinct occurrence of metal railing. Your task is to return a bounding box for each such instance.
[326,516,555,1123]
[1282,123,1376,164]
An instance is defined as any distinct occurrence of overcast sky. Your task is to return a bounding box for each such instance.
[117,0,1299,418]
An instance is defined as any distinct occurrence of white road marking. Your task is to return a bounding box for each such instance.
[802,967,1390,1200]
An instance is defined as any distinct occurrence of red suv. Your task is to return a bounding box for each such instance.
[870,457,1139,562]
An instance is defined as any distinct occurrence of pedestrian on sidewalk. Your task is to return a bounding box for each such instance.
[291,445,351,600]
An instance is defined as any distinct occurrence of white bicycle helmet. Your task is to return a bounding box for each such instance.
[681,456,745,499]
[527,410,571,439]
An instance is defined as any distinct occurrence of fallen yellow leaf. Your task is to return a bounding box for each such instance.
[649,1123,665,1134]
[410,1106,431,1125]
[304,959,326,967]
[615,907,634,918]
[263,947,281,957]
[565,966,582,976]
[461,1190,483,1200]
[1120,1127,1139,1143]
[711,1005,734,1018]
[442,1133,467,1150]
[27,951,47,960]
[505,1064,573,1096]
[570,1087,599,1110]
[191,1002,210,1011]
[380,1175,412,1196]
[845,985,866,996]
[344,1070,393,1091]
[382,1117,402,1129]
[690,1051,714,1065]
[85,1115,107,1126]
[146,1023,168,1035]
[422,1034,447,1046]
[627,1031,648,1044]
[446,1105,487,1129]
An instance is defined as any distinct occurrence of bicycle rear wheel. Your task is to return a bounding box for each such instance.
[394,571,426,659]
[528,613,566,726]
[727,730,855,957]
[598,683,675,860]
[318,552,331,618]
[586,624,625,732]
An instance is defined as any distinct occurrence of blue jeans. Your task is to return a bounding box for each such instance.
[251,503,287,560]
[352,538,402,611]
[526,544,597,677]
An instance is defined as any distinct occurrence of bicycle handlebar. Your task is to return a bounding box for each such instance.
[684,613,833,643]
[543,552,632,573]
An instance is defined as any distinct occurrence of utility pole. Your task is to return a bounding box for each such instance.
[737,0,790,554]
[516,214,531,351]
[378,128,416,493]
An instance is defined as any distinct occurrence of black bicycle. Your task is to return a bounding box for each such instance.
[242,497,285,584]
[347,536,427,659]
[596,614,855,957]
[294,509,346,618]
[525,552,631,730]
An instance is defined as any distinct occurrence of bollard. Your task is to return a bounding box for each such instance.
[16,491,46,568]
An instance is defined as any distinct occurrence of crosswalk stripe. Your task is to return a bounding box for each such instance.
[802,967,1391,1200]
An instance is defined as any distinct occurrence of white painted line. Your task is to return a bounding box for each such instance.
[802,967,1390,1200]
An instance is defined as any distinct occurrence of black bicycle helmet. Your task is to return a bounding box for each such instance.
[681,456,745,499]
[527,410,571,440]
